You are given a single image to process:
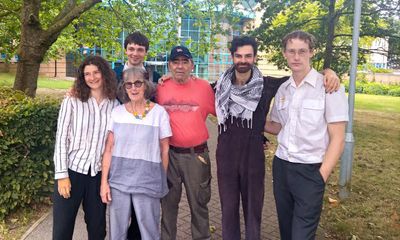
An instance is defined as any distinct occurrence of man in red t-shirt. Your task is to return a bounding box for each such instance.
[157,46,215,240]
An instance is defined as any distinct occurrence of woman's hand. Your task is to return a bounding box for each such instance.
[100,181,112,204]
[58,178,71,199]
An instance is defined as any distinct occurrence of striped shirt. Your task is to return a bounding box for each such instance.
[53,96,119,179]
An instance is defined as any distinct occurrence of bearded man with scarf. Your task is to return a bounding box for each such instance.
[214,36,340,240]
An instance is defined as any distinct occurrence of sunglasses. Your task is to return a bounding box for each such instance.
[124,80,144,89]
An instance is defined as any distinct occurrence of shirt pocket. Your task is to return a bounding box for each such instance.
[301,99,324,125]
[276,99,289,123]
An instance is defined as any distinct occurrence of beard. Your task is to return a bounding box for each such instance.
[234,62,253,73]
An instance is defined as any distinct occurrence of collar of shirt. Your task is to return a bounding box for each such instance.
[283,68,319,90]
[123,62,145,71]
[88,96,109,108]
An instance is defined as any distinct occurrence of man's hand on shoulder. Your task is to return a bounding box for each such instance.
[158,73,172,86]
[321,68,340,93]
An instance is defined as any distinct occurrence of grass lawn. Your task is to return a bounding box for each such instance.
[0,73,73,89]
[354,94,400,113]
[318,95,400,239]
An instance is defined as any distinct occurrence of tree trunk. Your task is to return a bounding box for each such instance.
[14,58,42,97]
[323,0,336,69]
[13,0,43,97]
[13,43,49,97]
[13,0,101,97]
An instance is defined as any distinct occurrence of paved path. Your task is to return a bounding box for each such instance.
[23,119,280,240]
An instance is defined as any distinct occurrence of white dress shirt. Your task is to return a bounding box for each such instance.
[270,68,348,164]
[53,96,119,179]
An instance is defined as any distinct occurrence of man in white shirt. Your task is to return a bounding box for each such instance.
[265,30,349,240]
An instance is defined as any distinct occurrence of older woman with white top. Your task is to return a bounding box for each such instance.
[101,67,171,240]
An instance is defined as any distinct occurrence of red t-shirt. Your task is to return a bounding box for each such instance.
[156,76,216,147]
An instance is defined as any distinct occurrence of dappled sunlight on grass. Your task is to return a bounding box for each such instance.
[320,109,400,239]
[0,73,73,90]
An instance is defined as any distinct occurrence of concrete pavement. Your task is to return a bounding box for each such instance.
[23,119,280,240]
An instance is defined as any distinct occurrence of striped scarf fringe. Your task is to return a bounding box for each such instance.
[215,65,264,133]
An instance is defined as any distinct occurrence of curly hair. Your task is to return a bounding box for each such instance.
[229,35,258,56]
[118,67,156,103]
[72,55,117,102]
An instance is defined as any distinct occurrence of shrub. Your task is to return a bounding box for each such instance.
[363,82,389,95]
[343,80,399,97]
[388,87,400,97]
[343,80,364,93]
[0,87,60,219]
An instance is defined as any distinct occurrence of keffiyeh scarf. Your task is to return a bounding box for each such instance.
[215,65,264,131]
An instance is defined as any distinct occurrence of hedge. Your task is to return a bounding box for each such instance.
[343,80,400,97]
[0,87,60,219]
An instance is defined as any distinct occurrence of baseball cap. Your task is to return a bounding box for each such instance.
[169,46,193,61]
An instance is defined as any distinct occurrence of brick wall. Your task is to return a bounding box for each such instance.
[38,56,67,77]
[0,55,67,77]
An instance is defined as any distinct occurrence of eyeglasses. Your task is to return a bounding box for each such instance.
[124,81,144,89]
[285,48,310,57]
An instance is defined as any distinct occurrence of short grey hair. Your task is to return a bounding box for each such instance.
[118,67,156,103]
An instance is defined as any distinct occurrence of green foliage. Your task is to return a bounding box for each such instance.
[0,0,239,63]
[253,0,400,75]
[358,64,394,73]
[388,86,400,96]
[343,79,400,96]
[0,1,21,62]
[0,87,59,220]
[363,82,390,95]
[2,0,240,96]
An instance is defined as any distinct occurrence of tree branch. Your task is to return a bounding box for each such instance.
[45,0,101,39]
[107,0,131,29]
[298,17,324,25]
[339,1,400,17]
[334,33,400,39]
[53,0,77,23]
[0,11,16,19]
[334,0,353,18]
[0,4,21,18]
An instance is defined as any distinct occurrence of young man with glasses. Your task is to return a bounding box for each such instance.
[265,30,348,240]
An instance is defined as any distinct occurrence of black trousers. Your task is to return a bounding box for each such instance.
[217,139,265,240]
[272,156,325,240]
[52,169,106,240]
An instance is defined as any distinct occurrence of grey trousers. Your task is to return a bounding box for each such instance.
[161,149,212,240]
[109,188,161,240]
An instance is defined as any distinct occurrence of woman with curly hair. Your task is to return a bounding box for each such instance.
[52,55,119,240]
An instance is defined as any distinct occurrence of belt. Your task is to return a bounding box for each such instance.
[170,143,208,154]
